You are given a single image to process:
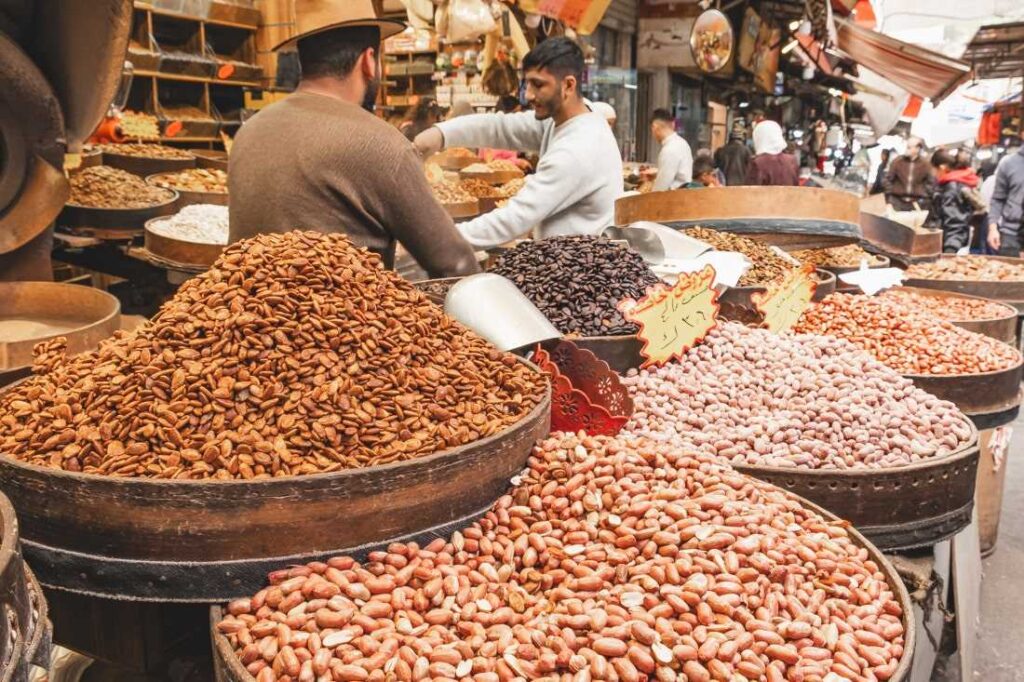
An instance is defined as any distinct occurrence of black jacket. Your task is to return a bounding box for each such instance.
[934,179,974,252]
[714,141,753,187]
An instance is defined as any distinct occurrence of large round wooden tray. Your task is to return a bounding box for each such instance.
[0,282,121,372]
[429,152,481,171]
[188,148,228,172]
[443,199,480,220]
[146,173,228,207]
[902,255,1024,312]
[208,487,916,682]
[892,286,1018,346]
[615,186,862,250]
[144,217,226,269]
[459,168,524,185]
[0,492,51,680]
[0,367,550,601]
[59,189,179,231]
[903,356,1023,419]
[101,149,196,177]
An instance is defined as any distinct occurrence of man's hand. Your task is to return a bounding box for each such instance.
[988,223,1001,252]
[413,127,444,159]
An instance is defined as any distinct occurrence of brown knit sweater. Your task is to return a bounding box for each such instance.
[228,92,480,278]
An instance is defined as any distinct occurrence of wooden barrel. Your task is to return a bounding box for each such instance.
[209,488,916,682]
[903,357,1023,421]
[188,149,229,172]
[146,173,228,207]
[101,150,196,177]
[615,187,862,250]
[59,189,180,232]
[860,212,942,263]
[143,217,226,269]
[0,492,51,681]
[891,287,1018,346]
[902,255,1024,312]
[0,367,550,602]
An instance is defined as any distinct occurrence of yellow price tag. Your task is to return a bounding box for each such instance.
[752,264,818,333]
[619,265,720,368]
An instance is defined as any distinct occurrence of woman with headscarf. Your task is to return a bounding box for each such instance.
[745,120,799,186]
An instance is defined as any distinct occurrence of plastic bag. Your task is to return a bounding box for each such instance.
[448,0,496,43]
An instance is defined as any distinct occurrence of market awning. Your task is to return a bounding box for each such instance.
[963,21,1024,80]
[835,19,971,103]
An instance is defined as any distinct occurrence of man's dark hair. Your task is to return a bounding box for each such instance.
[693,157,715,177]
[297,26,380,79]
[497,95,521,113]
[651,108,674,124]
[522,37,584,83]
[930,149,956,169]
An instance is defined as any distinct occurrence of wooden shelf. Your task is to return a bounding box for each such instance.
[134,2,257,31]
[161,135,218,142]
[134,69,260,88]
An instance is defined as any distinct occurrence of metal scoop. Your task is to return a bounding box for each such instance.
[444,273,561,352]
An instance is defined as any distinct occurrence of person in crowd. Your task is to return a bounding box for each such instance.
[696,148,725,186]
[931,148,981,253]
[646,108,693,191]
[883,136,934,211]
[227,0,479,278]
[414,38,622,248]
[987,133,1024,255]
[745,120,799,186]
[399,96,441,141]
[870,148,892,195]
[447,100,474,119]
[714,125,752,186]
[683,156,720,188]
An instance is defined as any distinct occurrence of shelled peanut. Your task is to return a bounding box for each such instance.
[794,293,1020,375]
[623,322,973,470]
[881,290,1014,322]
[905,255,1024,281]
[217,433,907,682]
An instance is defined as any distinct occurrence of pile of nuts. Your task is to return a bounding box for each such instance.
[460,178,504,199]
[68,166,176,209]
[905,256,1024,281]
[683,228,797,286]
[147,204,229,245]
[623,322,972,470]
[794,293,1020,375]
[431,181,476,205]
[489,236,661,336]
[98,142,195,160]
[151,168,227,194]
[217,432,908,682]
[881,290,1014,322]
[791,245,885,269]
[0,231,545,479]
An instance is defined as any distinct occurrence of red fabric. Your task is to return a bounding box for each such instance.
[938,168,980,187]
[902,96,923,118]
[746,153,800,186]
[977,111,1002,145]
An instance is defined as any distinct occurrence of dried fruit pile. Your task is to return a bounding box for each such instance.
[69,166,176,208]
[623,322,972,470]
[905,256,1024,281]
[683,228,797,286]
[0,232,545,479]
[98,142,195,160]
[489,236,661,336]
[431,181,475,205]
[881,290,1013,322]
[217,433,907,682]
[151,168,227,194]
[792,245,885,268]
[794,293,1020,375]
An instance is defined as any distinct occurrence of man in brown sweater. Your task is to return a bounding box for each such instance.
[228,6,479,278]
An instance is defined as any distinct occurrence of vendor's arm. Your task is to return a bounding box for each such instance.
[456,149,588,248]
[380,147,481,278]
[435,112,547,154]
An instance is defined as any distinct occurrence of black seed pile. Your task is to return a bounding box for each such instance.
[489,236,661,336]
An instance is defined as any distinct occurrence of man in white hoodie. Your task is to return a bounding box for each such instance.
[414,38,622,249]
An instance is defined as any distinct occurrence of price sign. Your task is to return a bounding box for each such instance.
[752,264,817,332]
[618,265,719,368]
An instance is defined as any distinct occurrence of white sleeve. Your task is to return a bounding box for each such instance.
[652,142,680,192]
[457,149,589,248]
[436,112,546,153]
[679,140,693,183]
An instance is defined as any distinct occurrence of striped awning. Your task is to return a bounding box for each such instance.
[836,19,971,103]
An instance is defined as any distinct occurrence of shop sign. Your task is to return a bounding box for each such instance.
[618,265,719,368]
[520,0,613,35]
[752,264,817,333]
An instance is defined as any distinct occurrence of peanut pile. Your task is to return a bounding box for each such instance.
[460,179,504,200]
[881,290,1014,322]
[69,166,176,209]
[98,142,195,160]
[623,322,972,470]
[905,256,1024,281]
[0,232,545,479]
[683,228,797,286]
[218,433,907,682]
[791,245,885,269]
[151,168,228,194]
[431,181,476,205]
[794,293,1020,375]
